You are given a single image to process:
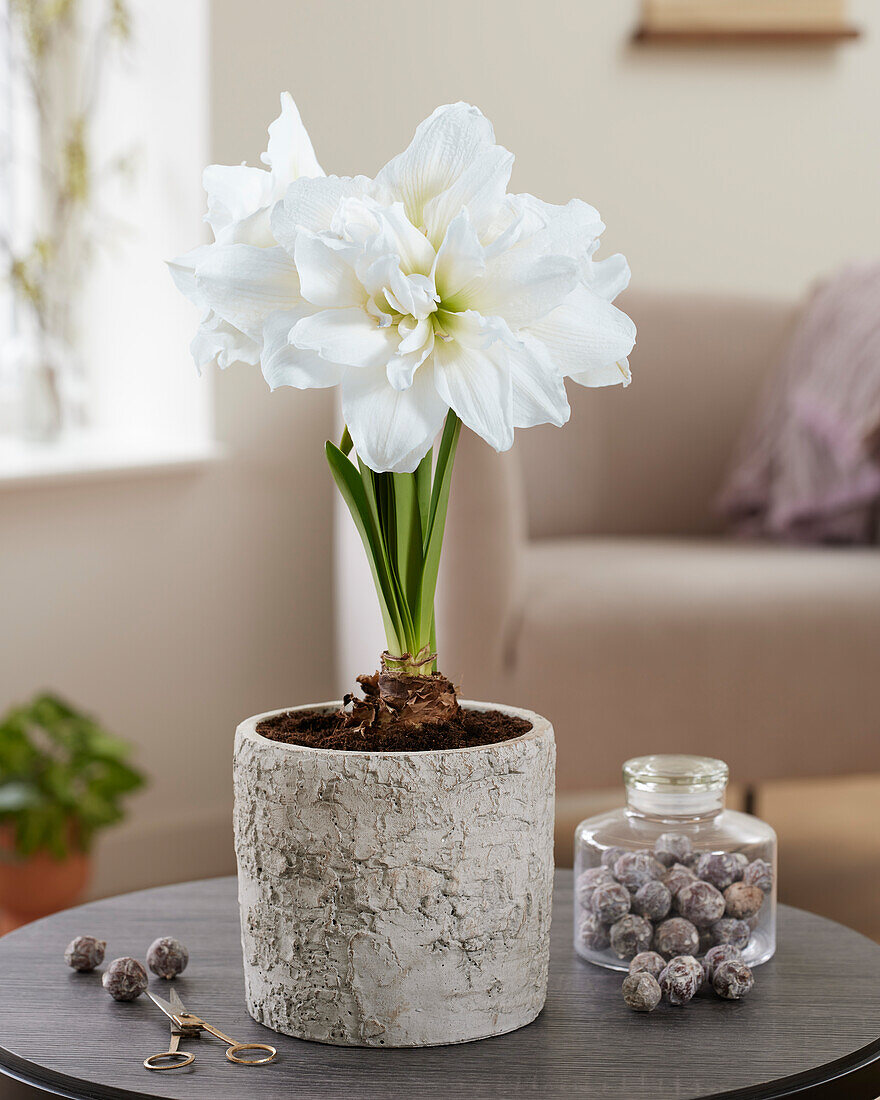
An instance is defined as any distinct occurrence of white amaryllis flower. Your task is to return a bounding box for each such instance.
[175,100,635,472]
[168,93,323,372]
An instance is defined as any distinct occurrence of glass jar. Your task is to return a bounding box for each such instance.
[574,754,776,971]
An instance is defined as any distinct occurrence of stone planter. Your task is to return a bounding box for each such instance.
[233,700,555,1048]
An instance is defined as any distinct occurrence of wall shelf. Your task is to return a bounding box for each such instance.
[632,26,861,45]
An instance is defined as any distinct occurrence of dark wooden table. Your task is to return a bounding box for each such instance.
[1,872,879,1100]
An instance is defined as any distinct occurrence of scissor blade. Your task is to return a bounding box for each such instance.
[168,987,187,1013]
[146,990,179,1020]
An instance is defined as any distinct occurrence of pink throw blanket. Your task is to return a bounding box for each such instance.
[718,262,880,544]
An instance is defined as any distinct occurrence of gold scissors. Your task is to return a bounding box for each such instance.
[143,987,277,1070]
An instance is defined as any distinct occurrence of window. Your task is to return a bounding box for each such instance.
[0,0,215,485]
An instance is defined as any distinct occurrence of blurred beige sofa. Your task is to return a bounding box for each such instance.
[437,289,880,794]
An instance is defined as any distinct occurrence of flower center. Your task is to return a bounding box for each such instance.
[364,270,439,329]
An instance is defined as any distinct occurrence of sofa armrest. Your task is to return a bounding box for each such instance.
[436,430,526,693]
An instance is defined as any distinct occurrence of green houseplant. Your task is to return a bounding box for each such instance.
[0,693,144,931]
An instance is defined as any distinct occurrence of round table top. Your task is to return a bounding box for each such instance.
[1,872,879,1100]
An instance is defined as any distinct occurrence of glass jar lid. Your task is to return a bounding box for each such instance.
[623,754,729,794]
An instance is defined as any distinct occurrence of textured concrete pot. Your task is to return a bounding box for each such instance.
[233,700,555,1047]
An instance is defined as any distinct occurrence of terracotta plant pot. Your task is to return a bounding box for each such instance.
[0,827,91,935]
[233,700,556,1047]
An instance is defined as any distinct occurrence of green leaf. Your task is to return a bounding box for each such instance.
[41,762,78,809]
[391,471,424,622]
[32,694,80,722]
[415,449,432,546]
[325,441,404,654]
[15,808,49,858]
[0,783,40,813]
[425,413,460,548]
[358,459,416,653]
[42,805,70,860]
[417,413,461,649]
[0,692,145,858]
[80,730,131,762]
[93,759,145,794]
[77,788,124,828]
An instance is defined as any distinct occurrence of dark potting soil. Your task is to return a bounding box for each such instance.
[257,706,532,752]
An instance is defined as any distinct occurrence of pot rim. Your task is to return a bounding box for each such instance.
[236,699,552,760]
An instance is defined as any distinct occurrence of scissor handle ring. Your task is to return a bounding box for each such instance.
[144,1050,196,1071]
[225,1042,277,1065]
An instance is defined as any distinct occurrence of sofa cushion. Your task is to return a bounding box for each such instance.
[511,537,880,791]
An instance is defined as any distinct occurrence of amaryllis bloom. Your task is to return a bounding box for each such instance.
[172,99,635,473]
[168,93,323,372]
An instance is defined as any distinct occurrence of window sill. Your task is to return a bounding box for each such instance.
[0,433,223,490]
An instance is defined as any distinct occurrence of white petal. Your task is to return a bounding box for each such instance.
[585,253,631,301]
[528,283,636,381]
[515,194,603,244]
[356,252,400,303]
[432,210,486,300]
[422,144,514,248]
[383,269,438,320]
[330,194,380,244]
[195,245,300,338]
[482,197,531,259]
[271,176,369,254]
[343,361,448,474]
[454,195,608,326]
[261,91,323,183]
[202,164,272,238]
[485,193,601,257]
[438,308,514,351]
[494,332,570,428]
[387,321,434,390]
[220,206,275,248]
[433,336,514,452]
[291,307,399,369]
[570,356,632,388]
[397,316,432,355]
[190,312,260,373]
[462,249,578,329]
[373,202,435,274]
[374,102,498,228]
[386,347,430,391]
[167,245,213,308]
[261,308,343,390]
[294,230,364,308]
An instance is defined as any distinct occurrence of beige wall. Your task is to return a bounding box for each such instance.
[1,0,878,898]
[214,0,880,300]
[0,382,336,895]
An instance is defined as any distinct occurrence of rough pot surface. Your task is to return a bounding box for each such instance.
[233,700,556,1048]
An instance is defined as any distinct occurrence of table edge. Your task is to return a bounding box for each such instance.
[3,1022,880,1100]
[1,1046,121,1100]
[708,1037,880,1099]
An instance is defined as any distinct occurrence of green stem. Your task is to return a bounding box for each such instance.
[326,414,461,678]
